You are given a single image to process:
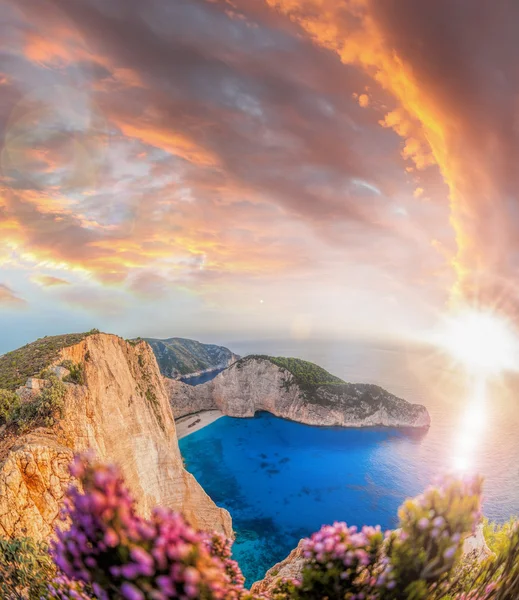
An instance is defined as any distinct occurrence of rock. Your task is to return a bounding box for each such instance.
[250,540,306,594]
[0,334,232,540]
[463,523,493,560]
[25,377,46,391]
[166,356,430,428]
[49,365,70,380]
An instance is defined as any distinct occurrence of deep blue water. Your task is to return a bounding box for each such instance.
[179,338,519,584]
[180,413,430,583]
[180,368,224,386]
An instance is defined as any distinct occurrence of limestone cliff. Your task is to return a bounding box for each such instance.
[0,334,232,540]
[166,356,430,428]
[250,541,306,595]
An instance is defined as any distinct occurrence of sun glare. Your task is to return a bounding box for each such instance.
[434,309,519,374]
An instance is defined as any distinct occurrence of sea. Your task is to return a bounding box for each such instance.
[178,338,519,584]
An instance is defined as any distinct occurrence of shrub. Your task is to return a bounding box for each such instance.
[0,388,19,425]
[8,375,66,432]
[483,516,517,555]
[61,360,85,385]
[0,537,55,599]
[51,454,245,600]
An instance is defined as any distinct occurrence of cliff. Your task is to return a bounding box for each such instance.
[251,541,306,595]
[0,333,231,540]
[142,337,239,379]
[165,356,431,428]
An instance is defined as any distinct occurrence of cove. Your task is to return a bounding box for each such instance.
[179,411,430,584]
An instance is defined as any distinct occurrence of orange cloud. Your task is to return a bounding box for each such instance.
[358,93,370,107]
[0,284,26,306]
[32,275,70,287]
[264,0,511,305]
[113,119,220,167]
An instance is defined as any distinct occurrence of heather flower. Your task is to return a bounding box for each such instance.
[381,474,483,599]
[48,573,92,599]
[51,453,243,600]
[293,522,384,599]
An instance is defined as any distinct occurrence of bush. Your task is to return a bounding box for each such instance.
[51,455,244,600]
[483,516,517,555]
[0,537,55,599]
[8,375,67,432]
[60,360,85,385]
[0,388,19,425]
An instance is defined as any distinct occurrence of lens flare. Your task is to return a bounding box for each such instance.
[451,376,487,472]
[433,309,519,374]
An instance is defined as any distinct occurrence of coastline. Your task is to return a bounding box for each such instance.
[175,409,224,439]
[178,367,225,381]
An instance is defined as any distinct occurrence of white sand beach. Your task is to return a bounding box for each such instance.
[175,410,224,439]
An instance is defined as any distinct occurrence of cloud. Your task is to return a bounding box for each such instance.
[0,283,27,306]
[59,286,126,315]
[358,93,370,108]
[0,0,480,337]
[263,0,519,310]
[0,2,356,287]
[32,274,70,287]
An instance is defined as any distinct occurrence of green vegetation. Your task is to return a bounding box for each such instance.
[0,537,55,599]
[483,516,517,554]
[0,330,99,392]
[7,375,67,432]
[60,360,85,385]
[239,355,345,389]
[0,389,19,426]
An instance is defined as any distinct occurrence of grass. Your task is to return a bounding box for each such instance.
[0,330,99,392]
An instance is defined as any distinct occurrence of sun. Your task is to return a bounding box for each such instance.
[433,308,519,374]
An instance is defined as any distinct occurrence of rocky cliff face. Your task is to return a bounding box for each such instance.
[0,334,231,540]
[166,357,430,428]
[144,337,239,379]
[250,541,306,595]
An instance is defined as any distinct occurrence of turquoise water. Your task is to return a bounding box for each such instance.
[180,413,427,583]
[179,338,519,584]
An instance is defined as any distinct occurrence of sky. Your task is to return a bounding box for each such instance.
[1,0,518,353]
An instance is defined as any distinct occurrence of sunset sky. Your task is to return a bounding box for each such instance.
[1,0,518,353]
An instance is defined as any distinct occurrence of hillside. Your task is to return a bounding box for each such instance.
[142,336,239,378]
[0,333,231,540]
[0,330,99,391]
[166,355,430,428]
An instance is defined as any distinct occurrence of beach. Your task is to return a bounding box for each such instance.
[175,410,224,439]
